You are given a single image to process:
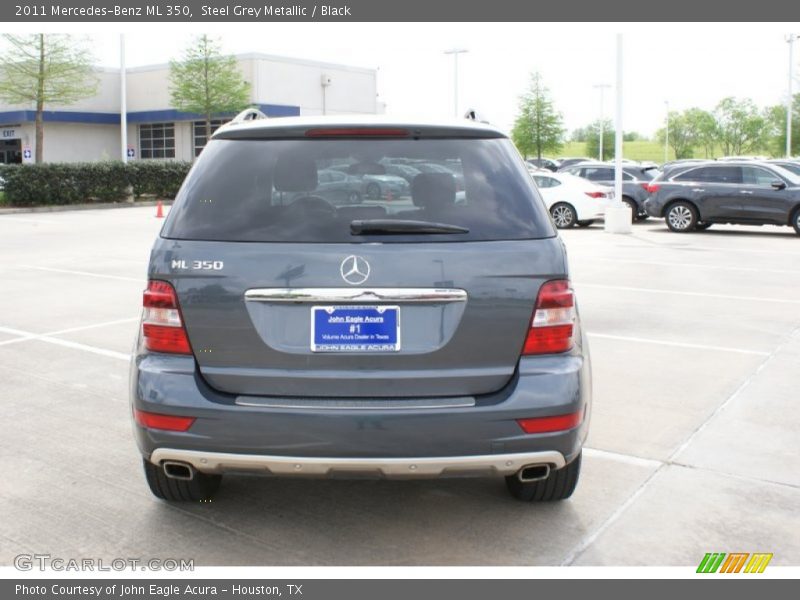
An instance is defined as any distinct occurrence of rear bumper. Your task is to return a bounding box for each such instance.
[130,334,591,476]
[150,448,566,478]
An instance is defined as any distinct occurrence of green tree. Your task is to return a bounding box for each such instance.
[585,119,615,160]
[511,72,565,160]
[169,34,251,152]
[685,108,718,158]
[764,94,800,157]
[0,34,98,163]
[713,97,767,156]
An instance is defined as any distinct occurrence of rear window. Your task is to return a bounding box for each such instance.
[162,138,553,243]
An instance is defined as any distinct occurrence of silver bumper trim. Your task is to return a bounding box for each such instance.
[244,287,467,304]
[149,449,567,478]
[235,396,476,409]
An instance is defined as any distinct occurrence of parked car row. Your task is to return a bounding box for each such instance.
[644,160,800,234]
[528,156,800,235]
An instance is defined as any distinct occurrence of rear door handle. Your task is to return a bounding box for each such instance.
[691,188,705,192]
[740,190,754,194]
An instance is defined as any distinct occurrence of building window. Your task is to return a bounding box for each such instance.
[193,119,229,156]
[139,123,175,159]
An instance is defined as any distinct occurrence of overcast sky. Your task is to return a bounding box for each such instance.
[9,22,800,136]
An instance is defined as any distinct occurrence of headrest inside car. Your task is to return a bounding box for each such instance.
[411,173,456,210]
[274,155,319,192]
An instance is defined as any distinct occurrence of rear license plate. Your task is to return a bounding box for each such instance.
[311,306,400,352]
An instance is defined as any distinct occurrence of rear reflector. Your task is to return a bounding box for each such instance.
[305,128,410,138]
[133,409,195,432]
[522,280,575,355]
[584,191,605,198]
[517,411,583,434]
[142,280,192,354]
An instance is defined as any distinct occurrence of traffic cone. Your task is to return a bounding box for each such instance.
[155,200,164,218]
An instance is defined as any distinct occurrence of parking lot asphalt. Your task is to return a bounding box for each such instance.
[1,207,798,566]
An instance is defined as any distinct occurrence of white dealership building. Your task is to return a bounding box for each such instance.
[0,53,381,164]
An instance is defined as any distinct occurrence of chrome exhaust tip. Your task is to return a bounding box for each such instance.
[516,464,551,483]
[162,461,195,481]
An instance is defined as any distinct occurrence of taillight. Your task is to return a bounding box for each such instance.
[584,191,604,198]
[305,128,409,137]
[134,408,195,432]
[645,183,660,193]
[517,410,583,434]
[522,280,575,355]
[142,280,192,354]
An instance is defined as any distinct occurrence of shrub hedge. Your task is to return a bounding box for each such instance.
[0,161,192,206]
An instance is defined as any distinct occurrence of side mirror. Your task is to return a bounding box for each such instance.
[771,180,787,190]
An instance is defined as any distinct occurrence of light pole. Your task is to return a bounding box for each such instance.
[120,34,127,164]
[787,34,798,157]
[605,33,631,234]
[664,100,670,164]
[593,84,611,161]
[444,48,468,117]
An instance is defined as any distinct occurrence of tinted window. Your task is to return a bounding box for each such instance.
[741,166,780,185]
[163,138,553,243]
[583,167,614,181]
[673,166,742,184]
[774,162,800,177]
[533,175,560,188]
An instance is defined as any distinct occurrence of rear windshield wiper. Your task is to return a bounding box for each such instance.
[351,219,469,235]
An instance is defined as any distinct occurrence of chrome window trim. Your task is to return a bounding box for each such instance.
[244,288,468,304]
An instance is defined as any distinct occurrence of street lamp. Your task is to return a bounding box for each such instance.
[593,84,611,161]
[664,100,670,164]
[787,34,798,158]
[444,48,468,117]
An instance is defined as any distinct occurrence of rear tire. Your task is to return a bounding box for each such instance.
[366,183,382,200]
[577,220,594,228]
[665,201,698,232]
[792,208,800,235]
[143,459,221,502]
[505,452,582,502]
[550,203,577,228]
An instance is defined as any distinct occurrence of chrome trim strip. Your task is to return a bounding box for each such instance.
[149,449,567,478]
[235,396,476,409]
[244,288,468,304]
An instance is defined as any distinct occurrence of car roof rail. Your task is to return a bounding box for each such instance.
[464,108,491,124]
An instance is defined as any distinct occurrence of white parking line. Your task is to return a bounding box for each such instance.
[586,332,770,356]
[579,257,800,276]
[0,318,139,348]
[578,283,800,305]
[0,321,134,360]
[18,265,142,282]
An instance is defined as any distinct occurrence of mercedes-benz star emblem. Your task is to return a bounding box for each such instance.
[340,255,370,285]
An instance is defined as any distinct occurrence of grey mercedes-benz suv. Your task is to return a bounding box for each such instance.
[130,115,592,503]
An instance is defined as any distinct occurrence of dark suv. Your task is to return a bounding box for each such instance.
[130,115,592,503]
[644,161,800,234]
[560,162,658,221]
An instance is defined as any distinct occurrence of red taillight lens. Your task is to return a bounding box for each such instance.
[522,280,575,355]
[584,191,604,198]
[134,409,195,432]
[517,411,583,434]
[305,128,410,137]
[645,183,660,193]
[142,280,192,354]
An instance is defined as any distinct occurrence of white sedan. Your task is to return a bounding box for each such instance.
[531,171,614,229]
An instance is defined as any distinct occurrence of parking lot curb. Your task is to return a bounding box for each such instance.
[0,199,173,215]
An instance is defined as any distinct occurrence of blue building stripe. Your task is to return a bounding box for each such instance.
[0,103,300,126]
